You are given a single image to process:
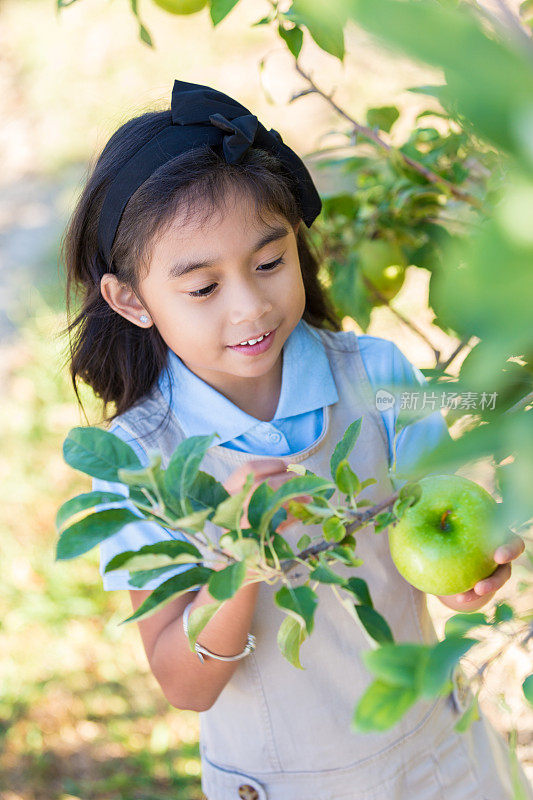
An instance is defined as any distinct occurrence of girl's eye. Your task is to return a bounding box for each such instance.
[187,256,285,298]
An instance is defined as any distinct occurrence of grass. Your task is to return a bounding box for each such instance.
[0,293,203,799]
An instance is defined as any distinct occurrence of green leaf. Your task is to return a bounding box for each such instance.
[362,643,430,689]
[288,0,346,60]
[493,602,514,623]
[164,434,217,503]
[520,0,533,22]
[258,475,336,536]
[355,604,394,644]
[169,507,214,531]
[278,23,303,58]
[395,401,436,435]
[419,636,477,697]
[335,459,361,497]
[277,615,307,669]
[138,22,153,48]
[300,499,336,518]
[56,508,141,560]
[118,453,162,487]
[309,559,346,584]
[247,481,274,530]
[207,561,246,600]
[268,476,336,510]
[329,545,363,568]
[393,482,422,518]
[322,515,346,543]
[56,491,126,532]
[345,0,533,157]
[63,427,142,481]
[104,540,203,572]
[186,470,229,517]
[219,533,262,564]
[210,0,240,26]
[297,533,312,550]
[454,693,480,733]
[408,83,449,99]
[118,453,184,519]
[186,601,223,649]
[344,577,373,608]
[122,568,212,624]
[212,471,255,530]
[274,585,318,635]
[352,679,419,732]
[251,15,272,26]
[127,565,192,588]
[265,532,295,561]
[522,674,533,707]
[360,477,377,491]
[444,612,489,638]
[366,105,400,133]
[330,418,362,481]
[374,511,395,533]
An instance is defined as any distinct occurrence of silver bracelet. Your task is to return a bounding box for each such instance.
[182,600,256,663]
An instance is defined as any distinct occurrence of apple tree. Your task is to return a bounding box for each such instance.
[56,0,532,758]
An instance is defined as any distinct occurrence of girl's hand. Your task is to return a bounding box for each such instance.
[436,533,525,611]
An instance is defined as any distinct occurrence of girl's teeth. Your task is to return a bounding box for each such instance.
[239,332,268,346]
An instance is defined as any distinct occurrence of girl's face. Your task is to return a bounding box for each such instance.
[101,189,305,417]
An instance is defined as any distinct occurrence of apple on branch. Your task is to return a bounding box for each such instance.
[151,0,207,14]
[387,475,525,611]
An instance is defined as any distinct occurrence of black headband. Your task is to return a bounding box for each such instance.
[97,79,322,268]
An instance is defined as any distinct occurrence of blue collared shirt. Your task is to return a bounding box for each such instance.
[93,320,449,590]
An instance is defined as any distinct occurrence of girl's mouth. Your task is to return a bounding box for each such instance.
[227,328,276,355]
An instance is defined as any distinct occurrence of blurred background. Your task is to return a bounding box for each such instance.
[0,0,531,797]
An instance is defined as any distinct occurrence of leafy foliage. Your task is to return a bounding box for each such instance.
[54,0,533,743]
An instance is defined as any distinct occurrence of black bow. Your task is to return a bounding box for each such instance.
[98,79,322,267]
[171,80,260,164]
[208,112,258,164]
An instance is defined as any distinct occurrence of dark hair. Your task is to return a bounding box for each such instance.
[60,107,342,427]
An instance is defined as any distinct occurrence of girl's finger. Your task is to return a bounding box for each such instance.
[453,587,483,604]
[247,459,288,476]
[473,562,512,596]
[494,535,525,564]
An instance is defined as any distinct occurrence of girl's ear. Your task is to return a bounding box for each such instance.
[100,274,152,328]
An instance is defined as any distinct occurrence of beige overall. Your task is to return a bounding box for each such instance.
[113,326,532,800]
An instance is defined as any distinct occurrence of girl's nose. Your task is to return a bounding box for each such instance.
[228,283,273,325]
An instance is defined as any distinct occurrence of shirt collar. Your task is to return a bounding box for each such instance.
[158,318,339,444]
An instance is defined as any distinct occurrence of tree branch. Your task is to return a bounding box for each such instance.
[281,490,400,573]
[292,61,484,210]
[504,390,533,414]
[361,273,442,362]
[435,338,473,372]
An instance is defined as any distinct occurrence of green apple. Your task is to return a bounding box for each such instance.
[358,238,407,303]
[152,0,207,14]
[388,474,509,596]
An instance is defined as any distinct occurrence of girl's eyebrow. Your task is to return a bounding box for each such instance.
[166,224,290,280]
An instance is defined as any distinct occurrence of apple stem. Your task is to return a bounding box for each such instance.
[440,509,452,531]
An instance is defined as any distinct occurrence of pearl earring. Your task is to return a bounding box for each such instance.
[140,314,150,324]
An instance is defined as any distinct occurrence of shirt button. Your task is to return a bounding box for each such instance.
[238,785,259,800]
[267,431,281,443]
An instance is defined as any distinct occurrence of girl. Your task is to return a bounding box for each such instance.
[61,79,530,800]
